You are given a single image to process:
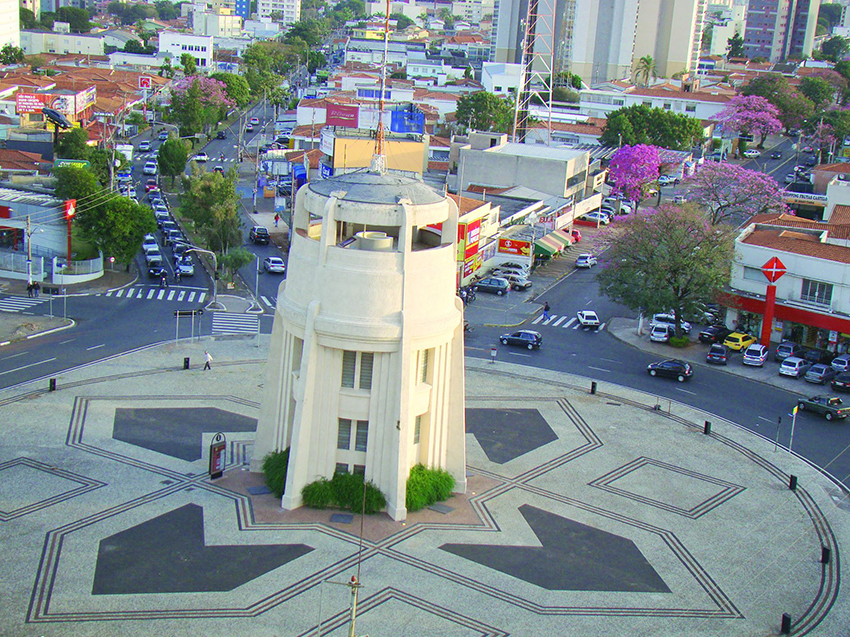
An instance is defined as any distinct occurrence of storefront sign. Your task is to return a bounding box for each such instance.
[209,432,226,479]
[783,192,828,205]
[76,86,97,112]
[54,159,90,169]
[464,218,481,259]
[462,253,482,277]
[761,256,787,283]
[498,238,531,256]
[327,103,359,128]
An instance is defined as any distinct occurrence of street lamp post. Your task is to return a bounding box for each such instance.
[24,215,44,286]
[186,246,218,307]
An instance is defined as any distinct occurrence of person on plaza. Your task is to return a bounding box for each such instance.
[274,213,280,227]
[33,281,40,297]
[26,282,33,298]
[203,351,213,371]
[542,301,551,321]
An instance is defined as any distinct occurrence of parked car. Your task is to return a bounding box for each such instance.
[158,130,169,141]
[831,354,850,372]
[646,359,693,382]
[649,324,674,343]
[249,226,270,244]
[263,256,286,273]
[672,194,687,204]
[576,310,600,329]
[571,229,582,242]
[742,344,769,366]
[192,152,209,163]
[497,261,528,271]
[581,211,610,225]
[805,363,837,384]
[779,356,812,378]
[139,140,151,151]
[723,332,756,351]
[474,277,511,296]
[803,348,834,364]
[658,174,679,186]
[575,254,597,268]
[797,395,849,420]
[698,325,731,344]
[503,273,532,290]
[831,372,850,393]
[784,173,796,184]
[775,341,805,362]
[143,161,158,175]
[706,344,729,365]
[216,130,227,139]
[650,314,692,334]
[500,329,543,350]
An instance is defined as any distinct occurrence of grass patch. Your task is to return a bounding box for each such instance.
[406,464,456,512]
[261,448,290,498]
[669,336,690,348]
[301,472,386,514]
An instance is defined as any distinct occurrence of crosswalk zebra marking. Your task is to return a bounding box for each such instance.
[147,289,155,300]
[188,291,196,302]
[116,289,124,298]
[552,316,566,327]
[0,295,48,313]
[563,317,577,329]
[167,290,175,301]
[532,315,543,324]
[177,291,185,301]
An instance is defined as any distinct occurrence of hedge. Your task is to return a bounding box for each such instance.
[406,464,455,512]
[262,448,290,498]
[301,472,386,514]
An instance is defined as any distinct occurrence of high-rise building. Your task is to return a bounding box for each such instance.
[743,0,821,62]
[0,0,20,48]
[256,0,301,26]
[565,0,639,84]
[632,0,707,79]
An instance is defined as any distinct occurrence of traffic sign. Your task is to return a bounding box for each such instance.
[139,76,152,89]
[761,256,787,283]
[175,309,204,317]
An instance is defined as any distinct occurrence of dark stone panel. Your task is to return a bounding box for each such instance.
[113,407,257,461]
[465,408,558,463]
[92,504,312,595]
[441,505,670,593]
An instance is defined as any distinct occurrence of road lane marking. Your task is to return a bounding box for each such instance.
[601,357,618,363]
[116,289,124,298]
[86,344,105,351]
[599,322,606,331]
[0,357,56,376]
[198,293,206,303]
[572,322,582,329]
[187,292,196,302]
[147,289,156,299]
[508,352,532,357]
[563,317,577,329]
[553,316,566,327]
[167,291,175,301]
[532,315,543,324]
[587,366,610,373]
[758,416,774,424]
[59,339,74,345]
[1,351,28,360]
[157,290,165,300]
[178,291,186,301]
[675,387,697,395]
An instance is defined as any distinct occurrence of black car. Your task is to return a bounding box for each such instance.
[474,277,511,295]
[831,372,850,393]
[802,347,833,364]
[148,265,167,279]
[500,330,542,350]
[706,344,729,365]
[698,325,731,344]
[249,226,271,244]
[216,130,227,139]
[770,151,782,159]
[646,359,693,382]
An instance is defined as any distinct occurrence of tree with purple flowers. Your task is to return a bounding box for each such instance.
[170,76,235,137]
[713,95,782,148]
[684,162,789,225]
[608,144,661,204]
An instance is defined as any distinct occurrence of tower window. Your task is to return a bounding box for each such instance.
[353,464,366,476]
[335,463,349,474]
[355,420,369,451]
[414,415,421,444]
[359,353,374,389]
[337,418,352,449]
[342,351,356,387]
[419,349,430,382]
[342,351,375,390]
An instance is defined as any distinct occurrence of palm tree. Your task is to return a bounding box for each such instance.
[634,55,657,87]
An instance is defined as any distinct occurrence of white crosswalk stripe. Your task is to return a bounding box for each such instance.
[563,317,577,329]
[528,314,606,332]
[0,295,48,313]
[102,286,208,305]
[552,316,566,327]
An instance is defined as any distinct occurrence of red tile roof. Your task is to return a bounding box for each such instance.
[742,228,850,264]
[285,148,324,168]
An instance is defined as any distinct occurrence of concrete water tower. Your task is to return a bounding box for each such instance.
[252,165,467,521]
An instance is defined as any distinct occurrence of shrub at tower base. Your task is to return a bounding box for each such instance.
[262,448,290,498]
[406,465,455,512]
[301,472,387,514]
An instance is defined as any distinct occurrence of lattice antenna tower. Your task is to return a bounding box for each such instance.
[511,0,555,144]
[371,0,392,174]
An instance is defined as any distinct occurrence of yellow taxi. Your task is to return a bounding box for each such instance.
[723,332,757,351]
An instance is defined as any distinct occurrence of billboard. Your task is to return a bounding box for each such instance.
[16,93,56,114]
[76,86,97,112]
[16,87,96,116]
[498,238,532,257]
[390,107,424,133]
[464,218,481,259]
[327,103,359,128]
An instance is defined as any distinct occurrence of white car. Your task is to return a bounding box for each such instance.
[658,175,679,186]
[192,152,209,163]
[138,140,151,151]
[743,149,761,158]
[263,256,286,273]
[142,234,157,249]
[143,161,158,175]
[176,259,194,277]
[250,117,260,125]
[577,310,600,329]
[581,211,610,225]
[575,254,597,268]
[742,343,769,366]
[650,313,692,334]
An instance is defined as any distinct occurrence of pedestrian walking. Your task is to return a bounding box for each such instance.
[26,282,33,298]
[175,270,182,284]
[203,351,213,371]
[274,213,280,227]
[542,301,551,321]
[33,282,40,297]
[160,273,169,288]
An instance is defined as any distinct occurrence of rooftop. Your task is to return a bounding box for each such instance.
[308,168,445,206]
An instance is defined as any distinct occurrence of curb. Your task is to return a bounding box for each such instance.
[0,318,75,347]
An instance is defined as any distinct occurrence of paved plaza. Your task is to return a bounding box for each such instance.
[0,337,848,636]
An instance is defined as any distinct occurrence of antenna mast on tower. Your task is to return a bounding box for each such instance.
[371,0,392,173]
[511,0,555,145]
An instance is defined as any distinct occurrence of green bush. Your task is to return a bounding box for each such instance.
[301,478,334,508]
[406,465,456,512]
[301,472,387,514]
[669,336,690,348]
[261,448,290,498]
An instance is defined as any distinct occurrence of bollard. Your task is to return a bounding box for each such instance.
[590,381,597,395]
[49,378,56,392]
[703,421,712,435]
[183,357,190,370]
[780,612,792,634]
[789,475,798,491]
[821,546,831,564]
[490,347,497,364]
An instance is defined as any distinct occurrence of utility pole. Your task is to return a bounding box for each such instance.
[25,215,32,286]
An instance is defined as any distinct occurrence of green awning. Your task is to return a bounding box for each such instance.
[534,238,557,256]
[549,229,573,248]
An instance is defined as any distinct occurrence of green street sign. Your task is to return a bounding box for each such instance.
[53,158,91,169]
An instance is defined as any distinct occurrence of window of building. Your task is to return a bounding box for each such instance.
[337,418,352,450]
[355,420,369,452]
[359,353,373,390]
[642,100,652,106]
[685,104,696,113]
[419,349,430,382]
[663,102,671,110]
[801,279,832,305]
[743,266,764,282]
[342,351,374,390]
[353,464,366,476]
[335,463,349,474]
[342,351,356,387]
[414,415,421,444]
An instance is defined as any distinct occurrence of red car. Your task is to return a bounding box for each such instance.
[144,178,158,192]
[571,229,582,242]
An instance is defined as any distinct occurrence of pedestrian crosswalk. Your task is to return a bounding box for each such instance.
[136,153,238,163]
[100,287,207,304]
[531,314,607,331]
[259,295,277,310]
[0,295,48,313]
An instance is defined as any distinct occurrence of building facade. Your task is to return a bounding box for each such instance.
[252,167,467,521]
[256,0,301,26]
[158,32,214,69]
[743,0,820,62]
[21,29,102,55]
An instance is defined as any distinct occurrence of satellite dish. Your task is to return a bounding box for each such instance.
[42,107,72,129]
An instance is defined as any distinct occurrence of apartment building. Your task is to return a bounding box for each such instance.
[256,0,301,26]
[158,32,214,69]
[0,0,20,48]
[743,0,820,62]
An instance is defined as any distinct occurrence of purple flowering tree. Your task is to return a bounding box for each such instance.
[713,95,783,147]
[170,76,235,136]
[608,144,662,204]
[685,162,789,225]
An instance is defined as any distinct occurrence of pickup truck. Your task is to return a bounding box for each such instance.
[797,395,850,421]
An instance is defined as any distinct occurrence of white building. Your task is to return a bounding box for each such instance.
[344,38,418,66]
[706,1,747,57]
[0,0,20,48]
[578,81,733,121]
[193,10,243,37]
[158,32,214,70]
[252,165,467,521]
[256,0,301,26]
[21,30,103,55]
[481,62,521,95]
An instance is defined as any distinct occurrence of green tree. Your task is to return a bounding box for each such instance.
[800,76,836,106]
[727,31,745,58]
[55,6,91,33]
[283,19,327,47]
[455,91,513,132]
[211,72,251,107]
[88,148,123,187]
[821,35,849,62]
[19,7,37,29]
[599,104,704,150]
[88,197,158,265]
[391,13,414,30]
[819,3,843,30]
[54,166,100,217]
[307,50,326,74]
[154,0,178,20]
[55,128,91,160]
[220,247,255,283]
[0,44,25,64]
[124,39,156,55]
[634,55,656,87]
[742,74,816,131]
[180,52,197,75]
[158,138,189,185]
[39,11,55,29]
[160,55,175,78]
[552,87,579,102]
[835,59,850,81]
[179,166,242,253]
[596,204,735,337]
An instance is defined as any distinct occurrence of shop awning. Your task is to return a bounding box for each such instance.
[550,229,574,248]
[534,235,559,256]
